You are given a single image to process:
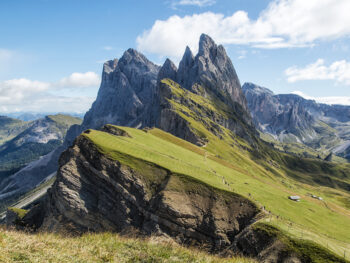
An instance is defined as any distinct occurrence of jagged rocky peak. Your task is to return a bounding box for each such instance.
[81,48,160,130]
[242,82,274,96]
[118,48,159,74]
[176,34,248,112]
[177,46,194,84]
[198,33,216,56]
[103,58,118,74]
[158,58,177,81]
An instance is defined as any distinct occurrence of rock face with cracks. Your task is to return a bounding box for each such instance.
[34,131,259,252]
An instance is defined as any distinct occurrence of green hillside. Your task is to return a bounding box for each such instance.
[0,116,30,145]
[83,125,350,260]
[75,78,350,260]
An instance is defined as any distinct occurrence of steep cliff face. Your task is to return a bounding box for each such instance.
[243,82,350,157]
[160,34,251,125]
[82,49,160,130]
[35,128,259,252]
[178,35,248,112]
[158,79,256,146]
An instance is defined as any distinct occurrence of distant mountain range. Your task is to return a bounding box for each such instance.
[0,114,81,203]
[3,112,85,121]
[242,82,350,159]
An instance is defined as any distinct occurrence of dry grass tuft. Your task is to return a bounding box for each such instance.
[0,227,256,263]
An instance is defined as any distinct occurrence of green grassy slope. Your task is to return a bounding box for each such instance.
[0,116,30,145]
[80,78,350,260]
[83,125,350,260]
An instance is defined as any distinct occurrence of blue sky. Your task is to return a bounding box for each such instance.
[1,0,350,113]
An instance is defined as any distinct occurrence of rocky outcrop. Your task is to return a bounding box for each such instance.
[32,132,259,251]
[82,49,160,130]
[158,80,207,146]
[177,35,248,113]
[159,35,251,126]
[234,223,347,263]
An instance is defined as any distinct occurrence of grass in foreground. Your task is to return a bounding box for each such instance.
[0,228,255,263]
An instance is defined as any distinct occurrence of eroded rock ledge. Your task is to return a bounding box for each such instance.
[25,132,259,252]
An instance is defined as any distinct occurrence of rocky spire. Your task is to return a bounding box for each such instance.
[158,58,177,82]
[82,48,160,130]
[177,46,194,88]
[176,34,249,114]
[103,58,118,74]
[198,34,216,56]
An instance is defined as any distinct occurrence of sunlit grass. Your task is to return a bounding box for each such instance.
[0,227,256,263]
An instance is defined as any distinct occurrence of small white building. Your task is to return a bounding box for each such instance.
[288,196,301,202]
[310,194,323,201]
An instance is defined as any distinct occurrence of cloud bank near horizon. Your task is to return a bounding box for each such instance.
[0,72,100,113]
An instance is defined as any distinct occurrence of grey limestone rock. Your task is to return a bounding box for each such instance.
[243,82,350,158]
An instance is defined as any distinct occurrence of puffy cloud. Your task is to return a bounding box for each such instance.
[173,0,216,7]
[0,72,100,113]
[285,59,350,85]
[58,72,101,88]
[291,91,350,105]
[16,95,95,113]
[137,0,350,59]
[0,79,50,104]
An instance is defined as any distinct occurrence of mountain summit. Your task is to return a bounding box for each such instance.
[164,34,249,114]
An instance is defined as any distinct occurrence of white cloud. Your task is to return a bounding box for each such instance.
[137,0,350,59]
[0,72,100,113]
[58,72,101,88]
[291,91,350,105]
[19,95,95,113]
[285,59,350,85]
[173,0,216,7]
[0,79,50,104]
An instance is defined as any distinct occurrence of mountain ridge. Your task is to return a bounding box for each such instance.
[242,82,350,159]
[0,114,81,207]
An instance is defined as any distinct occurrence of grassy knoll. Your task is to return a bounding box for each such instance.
[0,227,255,263]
